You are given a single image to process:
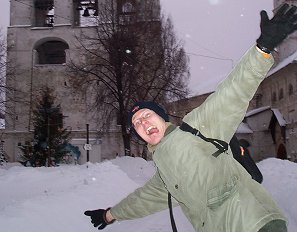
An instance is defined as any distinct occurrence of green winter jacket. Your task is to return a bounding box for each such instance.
[110,45,287,232]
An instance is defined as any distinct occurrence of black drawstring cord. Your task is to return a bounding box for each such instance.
[168,192,178,232]
[179,122,228,157]
[167,122,229,232]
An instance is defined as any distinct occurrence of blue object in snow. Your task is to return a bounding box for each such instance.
[62,143,81,159]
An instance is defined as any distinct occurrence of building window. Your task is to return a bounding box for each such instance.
[254,93,262,108]
[272,91,277,102]
[118,0,136,24]
[73,0,98,26]
[288,83,293,96]
[34,0,54,27]
[35,40,69,65]
[279,88,284,100]
[122,2,134,13]
[116,111,121,126]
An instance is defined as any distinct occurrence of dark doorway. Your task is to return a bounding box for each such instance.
[277,144,287,160]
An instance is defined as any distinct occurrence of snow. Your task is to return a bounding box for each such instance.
[272,108,287,127]
[245,105,271,117]
[268,50,297,76]
[244,106,287,127]
[0,156,296,232]
[236,122,253,134]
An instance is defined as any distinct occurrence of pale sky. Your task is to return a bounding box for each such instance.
[0,0,274,95]
[0,1,9,33]
[160,0,274,94]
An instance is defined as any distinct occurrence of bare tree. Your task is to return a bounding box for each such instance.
[0,29,7,123]
[0,28,24,130]
[67,0,189,156]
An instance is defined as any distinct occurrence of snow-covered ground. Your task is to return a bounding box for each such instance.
[0,157,296,232]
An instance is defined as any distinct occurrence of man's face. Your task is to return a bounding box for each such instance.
[132,108,167,145]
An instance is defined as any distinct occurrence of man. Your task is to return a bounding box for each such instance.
[85,4,297,232]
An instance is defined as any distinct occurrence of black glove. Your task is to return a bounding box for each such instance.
[84,208,115,230]
[256,3,297,53]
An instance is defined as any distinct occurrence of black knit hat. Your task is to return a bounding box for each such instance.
[128,101,169,128]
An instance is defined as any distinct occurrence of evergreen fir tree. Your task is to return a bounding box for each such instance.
[20,88,71,166]
[0,141,7,166]
[0,153,7,165]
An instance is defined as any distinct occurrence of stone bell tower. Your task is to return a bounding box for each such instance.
[4,0,117,163]
[4,0,161,163]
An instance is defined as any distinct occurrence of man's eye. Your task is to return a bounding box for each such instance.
[143,113,151,118]
[134,120,141,127]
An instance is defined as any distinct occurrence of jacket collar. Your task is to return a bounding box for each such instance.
[147,122,176,153]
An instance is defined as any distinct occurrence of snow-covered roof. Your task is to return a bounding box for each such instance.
[271,108,287,126]
[245,106,287,127]
[245,106,271,117]
[236,122,253,134]
[267,50,297,76]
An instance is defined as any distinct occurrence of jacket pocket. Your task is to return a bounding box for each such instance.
[207,176,238,210]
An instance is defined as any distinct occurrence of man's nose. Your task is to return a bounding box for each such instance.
[140,117,149,125]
